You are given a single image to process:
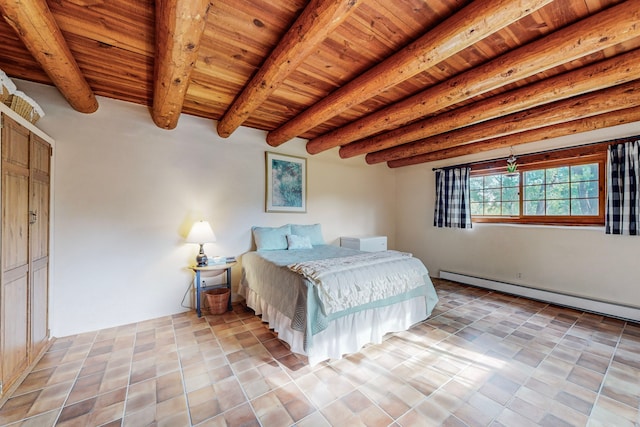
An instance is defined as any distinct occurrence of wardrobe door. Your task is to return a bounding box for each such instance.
[1,115,31,392]
[29,133,50,357]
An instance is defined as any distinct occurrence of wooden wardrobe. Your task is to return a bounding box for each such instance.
[0,103,52,398]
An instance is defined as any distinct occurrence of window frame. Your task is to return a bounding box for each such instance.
[470,150,606,226]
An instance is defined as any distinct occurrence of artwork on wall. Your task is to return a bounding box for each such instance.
[265,151,307,213]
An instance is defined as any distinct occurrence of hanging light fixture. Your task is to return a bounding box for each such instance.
[506,147,518,175]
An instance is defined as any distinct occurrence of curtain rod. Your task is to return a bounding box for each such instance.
[431,135,639,171]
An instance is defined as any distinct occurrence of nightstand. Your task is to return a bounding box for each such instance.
[190,262,236,317]
[340,235,387,252]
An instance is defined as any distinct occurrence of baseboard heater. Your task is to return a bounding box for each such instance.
[439,271,640,323]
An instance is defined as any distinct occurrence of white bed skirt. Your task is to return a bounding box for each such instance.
[241,285,428,366]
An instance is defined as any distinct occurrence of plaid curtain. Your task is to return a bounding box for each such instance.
[434,167,472,228]
[605,140,639,235]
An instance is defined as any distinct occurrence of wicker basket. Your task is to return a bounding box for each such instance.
[10,92,41,124]
[0,69,16,107]
[0,84,12,107]
[204,288,230,315]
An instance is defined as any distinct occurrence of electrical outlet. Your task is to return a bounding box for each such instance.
[516,272,522,279]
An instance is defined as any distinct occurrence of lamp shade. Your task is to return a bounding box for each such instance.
[186,220,217,244]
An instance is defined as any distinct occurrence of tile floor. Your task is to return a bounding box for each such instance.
[1,278,639,426]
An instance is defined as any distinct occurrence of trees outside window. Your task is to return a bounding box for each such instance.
[470,148,605,226]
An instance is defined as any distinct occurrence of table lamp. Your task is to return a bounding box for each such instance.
[186,220,216,266]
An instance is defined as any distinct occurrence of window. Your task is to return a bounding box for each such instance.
[470,173,520,216]
[470,148,606,225]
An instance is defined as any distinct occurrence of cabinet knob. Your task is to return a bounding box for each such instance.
[29,210,37,224]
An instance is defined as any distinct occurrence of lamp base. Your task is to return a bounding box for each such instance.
[196,244,208,267]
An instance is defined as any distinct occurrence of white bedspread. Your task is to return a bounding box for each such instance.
[239,245,439,364]
[288,250,428,315]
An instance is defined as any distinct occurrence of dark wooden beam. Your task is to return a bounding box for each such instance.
[0,0,98,113]
[367,81,640,164]
[216,0,361,138]
[152,0,211,130]
[265,0,552,146]
[306,0,640,154]
[386,106,640,168]
[340,49,640,158]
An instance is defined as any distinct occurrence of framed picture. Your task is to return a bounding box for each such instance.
[265,151,307,213]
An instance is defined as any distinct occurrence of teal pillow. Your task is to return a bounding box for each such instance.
[290,223,325,245]
[252,225,291,251]
[286,234,313,250]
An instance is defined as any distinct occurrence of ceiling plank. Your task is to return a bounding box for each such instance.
[265,0,553,147]
[387,106,640,168]
[216,0,362,138]
[306,0,640,154]
[340,48,640,158]
[0,0,98,113]
[152,0,211,130]
[367,80,640,164]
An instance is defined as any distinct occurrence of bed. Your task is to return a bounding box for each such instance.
[238,224,439,365]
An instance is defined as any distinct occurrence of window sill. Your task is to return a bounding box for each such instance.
[471,222,605,231]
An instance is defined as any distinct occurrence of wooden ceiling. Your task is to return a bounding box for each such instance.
[1,0,639,168]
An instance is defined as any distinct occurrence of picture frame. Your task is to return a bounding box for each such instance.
[265,151,307,213]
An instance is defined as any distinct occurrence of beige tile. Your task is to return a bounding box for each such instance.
[0,390,42,424]
[589,395,639,427]
[156,371,185,403]
[397,397,450,426]
[124,378,157,415]
[2,281,639,427]
[186,385,221,424]
[251,391,294,427]
[296,410,331,427]
[65,371,104,405]
[122,404,156,427]
[156,394,189,424]
[26,381,75,417]
[576,352,611,374]
[87,388,127,426]
[7,409,60,427]
[600,363,640,408]
[236,361,291,400]
[321,390,393,427]
[524,358,562,384]
[494,407,542,427]
[198,402,259,427]
[98,365,130,394]
[58,397,96,425]
[187,377,247,424]
[567,364,604,392]
[360,372,423,419]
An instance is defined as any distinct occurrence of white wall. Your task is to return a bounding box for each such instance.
[396,123,640,310]
[16,80,397,337]
[18,78,640,336]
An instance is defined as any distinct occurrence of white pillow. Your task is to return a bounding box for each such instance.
[286,234,313,250]
[252,225,291,251]
[290,223,325,245]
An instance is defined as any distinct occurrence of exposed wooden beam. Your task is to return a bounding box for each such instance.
[265,0,552,147]
[340,49,640,159]
[216,0,361,138]
[367,81,640,164]
[0,0,98,113]
[387,106,640,168]
[469,145,610,172]
[306,0,640,154]
[152,0,211,130]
